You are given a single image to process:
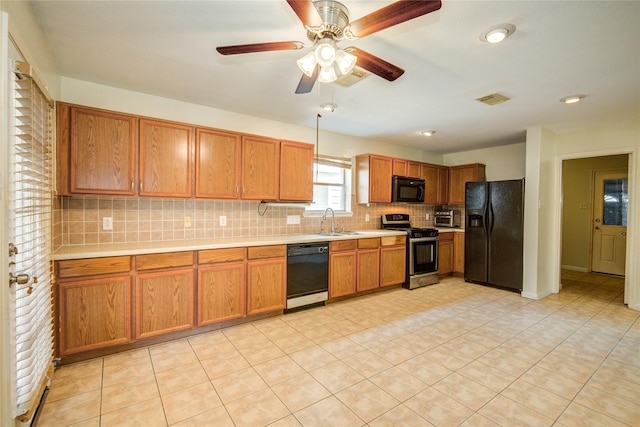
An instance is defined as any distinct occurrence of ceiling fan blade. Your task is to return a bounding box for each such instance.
[217,41,304,55]
[295,65,319,94]
[345,47,404,81]
[286,0,324,28]
[348,0,442,39]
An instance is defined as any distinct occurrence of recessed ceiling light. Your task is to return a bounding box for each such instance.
[421,130,436,137]
[320,103,337,112]
[560,95,586,104]
[481,23,516,43]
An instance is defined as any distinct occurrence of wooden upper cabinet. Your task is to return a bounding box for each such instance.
[60,103,137,196]
[139,119,194,198]
[279,140,314,201]
[356,154,393,204]
[421,163,439,204]
[392,159,407,176]
[407,162,421,178]
[241,136,280,200]
[195,128,241,199]
[448,163,486,205]
[438,166,449,205]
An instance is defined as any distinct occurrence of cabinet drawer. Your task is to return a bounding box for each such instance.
[439,232,454,242]
[247,245,286,260]
[198,247,246,264]
[330,239,357,252]
[380,235,406,246]
[357,238,380,249]
[57,256,131,279]
[136,251,194,271]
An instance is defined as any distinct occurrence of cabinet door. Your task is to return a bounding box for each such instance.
[392,159,407,176]
[453,232,465,275]
[280,140,314,201]
[68,106,137,195]
[195,128,241,199]
[448,164,485,205]
[198,262,245,325]
[407,162,422,179]
[357,249,380,291]
[241,136,280,200]
[380,246,406,287]
[58,275,132,355]
[136,268,194,339]
[247,258,285,315]
[438,166,449,205]
[438,240,454,276]
[139,119,194,198]
[421,164,439,204]
[369,155,393,203]
[330,251,357,297]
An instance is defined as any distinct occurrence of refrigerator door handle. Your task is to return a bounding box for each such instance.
[488,202,494,233]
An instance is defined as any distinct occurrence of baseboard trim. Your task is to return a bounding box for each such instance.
[561,265,589,272]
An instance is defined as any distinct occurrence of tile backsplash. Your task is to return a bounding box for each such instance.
[54,196,439,249]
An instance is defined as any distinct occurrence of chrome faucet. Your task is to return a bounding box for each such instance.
[322,207,336,234]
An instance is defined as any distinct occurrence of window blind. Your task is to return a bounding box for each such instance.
[9,60,54,421]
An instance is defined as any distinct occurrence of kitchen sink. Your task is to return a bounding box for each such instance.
[317,231,363,236]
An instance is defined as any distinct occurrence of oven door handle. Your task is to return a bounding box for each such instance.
[410,237,438,243]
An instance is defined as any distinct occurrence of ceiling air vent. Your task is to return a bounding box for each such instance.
[476,93,510,105]
[335,68,370,87]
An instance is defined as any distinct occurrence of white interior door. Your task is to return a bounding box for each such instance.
[591,169,628,275]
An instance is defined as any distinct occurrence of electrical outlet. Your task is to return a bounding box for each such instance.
[426,213,430,220]
[365,214,370,222]
[287,215,300,225]
[219,215,227,227]
[102,217,113,231]
[184,216,191,227]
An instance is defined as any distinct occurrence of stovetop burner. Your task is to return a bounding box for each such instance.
[381,214,438,238]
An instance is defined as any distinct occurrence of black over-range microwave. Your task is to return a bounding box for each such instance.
[392,175,425,203]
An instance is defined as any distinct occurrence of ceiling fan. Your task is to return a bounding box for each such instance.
[216,0,442,94]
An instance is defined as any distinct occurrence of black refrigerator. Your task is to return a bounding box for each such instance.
[465,179,524,292]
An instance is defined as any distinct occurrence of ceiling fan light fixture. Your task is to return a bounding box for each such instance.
[482,23,516,43]
[318,65,338,83]
[296,51,317,77]
[321,103,337,112]
[334,49,357,75]
[315,37,337,67]
[421,130,436,137]
[560,94,586,104]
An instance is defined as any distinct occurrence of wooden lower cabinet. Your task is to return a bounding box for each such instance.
[438,233,454,276]
[380,235,406,287]
[453,232,465,275]
[246,245,286,315]
[58,275,133,356]
[197,247,247,325]
[136,268,195,339]
[357,238,380,292]
[329,240,357,297]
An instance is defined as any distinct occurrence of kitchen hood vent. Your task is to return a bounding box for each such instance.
[335,68,370,87]
[476,92,510,105]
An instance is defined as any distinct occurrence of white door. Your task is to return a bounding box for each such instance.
[591,169,628,275]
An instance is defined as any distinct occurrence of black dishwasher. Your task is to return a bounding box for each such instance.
[286,242,329,311]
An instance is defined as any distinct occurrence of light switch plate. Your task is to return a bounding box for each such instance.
[102,217,113,231]
[365,214,370,222]
[219,216,227,226]
[184,216,191,227]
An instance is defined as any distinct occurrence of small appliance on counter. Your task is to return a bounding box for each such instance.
[434,208,461,228]
[381,214,439,289]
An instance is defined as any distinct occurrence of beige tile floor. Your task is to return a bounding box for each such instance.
[36,271,640,426]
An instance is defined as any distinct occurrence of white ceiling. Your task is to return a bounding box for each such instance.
[30,0,640,154]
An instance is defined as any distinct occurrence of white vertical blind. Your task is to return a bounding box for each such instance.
[9,61,54,419]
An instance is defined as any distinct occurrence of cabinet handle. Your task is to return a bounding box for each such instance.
[131,181,134,192]
[235,185,238,196]
[140,180,143,193]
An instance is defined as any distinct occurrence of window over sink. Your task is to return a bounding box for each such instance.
[305,155,352,215]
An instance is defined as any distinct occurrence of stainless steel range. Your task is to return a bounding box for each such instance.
[381,214,439,289]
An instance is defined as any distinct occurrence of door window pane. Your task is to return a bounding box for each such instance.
[602,179,628,226]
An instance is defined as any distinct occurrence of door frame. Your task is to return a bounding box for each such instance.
[553,148,637,307]
[1,11,14,426]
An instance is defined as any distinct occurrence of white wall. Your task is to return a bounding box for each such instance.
[526,119,640,309]
[444,143,526,181]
